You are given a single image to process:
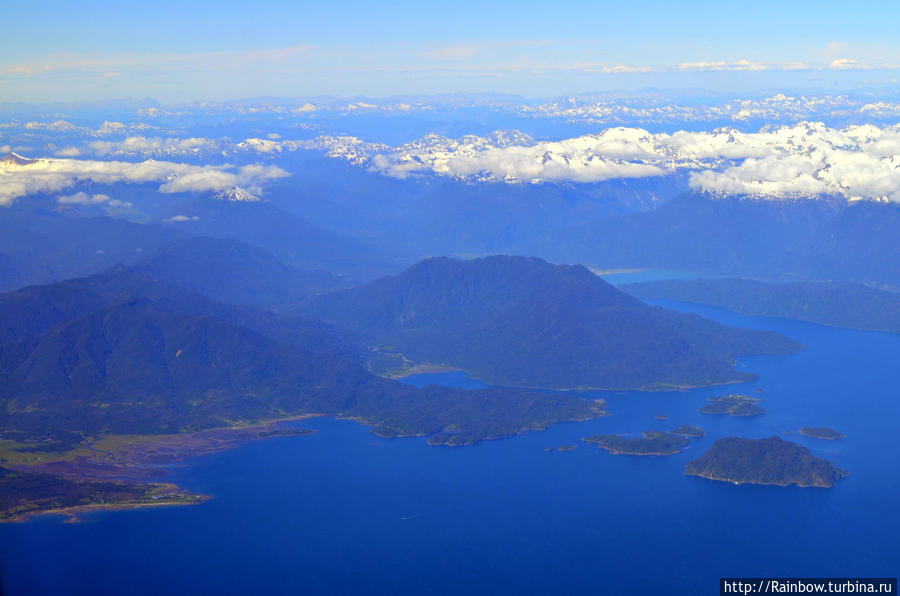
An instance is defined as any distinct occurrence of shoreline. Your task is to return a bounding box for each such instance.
[14,414,323,479]
[685,470,842,488]
[378,359,753,393]
[2,494,212,524]
[4,417,322,523]
[385,364,463,379]
[6,399,612,522]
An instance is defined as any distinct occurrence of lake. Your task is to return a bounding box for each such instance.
[2,301,898,594]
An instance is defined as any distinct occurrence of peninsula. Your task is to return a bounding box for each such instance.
[0,466,207,523]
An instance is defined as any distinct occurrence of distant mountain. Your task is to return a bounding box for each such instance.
[0,212,187,293]
[214,187,260,202]
[299,256,802,390]
[624,278,900,333]
[0,152,40,167]
[268,158,678,259]
[4,295,361,435]
[0,270,603,445]
[551,194,900,287]
[0,267,355,367]
[132,236,348,311]
[159,196,394,281]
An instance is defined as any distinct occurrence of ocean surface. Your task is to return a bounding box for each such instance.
[2,300,898,595]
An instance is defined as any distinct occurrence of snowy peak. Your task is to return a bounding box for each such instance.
[214,187,260,202]
[0,152,39,167]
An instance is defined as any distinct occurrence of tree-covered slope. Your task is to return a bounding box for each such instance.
[300,255,802,390]
[0,271,603,445]
[132,236,347,311]
[685,436,848,488]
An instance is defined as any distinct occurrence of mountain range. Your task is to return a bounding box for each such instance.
[0,266,602,446]
[550,194,900,288]
[131,236,348,311]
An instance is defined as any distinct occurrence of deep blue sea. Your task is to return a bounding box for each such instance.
[2,301,898,595]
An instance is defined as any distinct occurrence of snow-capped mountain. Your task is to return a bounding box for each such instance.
[0,152,42,168]
[214,187,260,202]
[293,122,900,202]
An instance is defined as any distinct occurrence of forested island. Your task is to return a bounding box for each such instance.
[699,395,766,417]
[799,427,845,440]
[685,436,848,487]
[669,425,706,438]
[583,431,691,455]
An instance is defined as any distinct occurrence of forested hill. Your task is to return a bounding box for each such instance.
[300,255,803,390]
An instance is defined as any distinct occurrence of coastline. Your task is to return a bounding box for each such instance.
[685,470,847,488]
[2,492,211,524]
[3,417,321,523]
[385,364,463,378]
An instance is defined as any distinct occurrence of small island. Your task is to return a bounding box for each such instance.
[583,431,690,456]
[685,436,848,488]
[699,394,766,417]
[799,427,845,440]
[655,415,670,421]
[558,445,578,452]
[669,425,705,438]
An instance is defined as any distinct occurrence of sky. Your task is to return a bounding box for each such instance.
[3,0,900,103]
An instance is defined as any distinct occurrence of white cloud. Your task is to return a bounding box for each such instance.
[425,45,480,60]
[58,191,133,211]
[306,122,900,201]
[88,136,218,157]
[0,156,289,206]
[164,214,199,222]
[55,146,81,157]
[829,58,863,69]
[4,46,313,79]
[59,191,112,204]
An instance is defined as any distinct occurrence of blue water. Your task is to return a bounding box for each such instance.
[2,302,899,595]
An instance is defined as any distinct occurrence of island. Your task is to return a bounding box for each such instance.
[685,436,848,488]
[583,431,690,456]
[558,445,578,452]
[699,395,766,417]
[799,427,845,440]
[669,425,705,438]
[655,415,670,421]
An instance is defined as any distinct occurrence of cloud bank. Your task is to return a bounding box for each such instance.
[11,117,900,202]
[0,156,288,205]
[318,122,900,201]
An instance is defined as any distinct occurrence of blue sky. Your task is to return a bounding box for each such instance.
[4,0,900,102]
